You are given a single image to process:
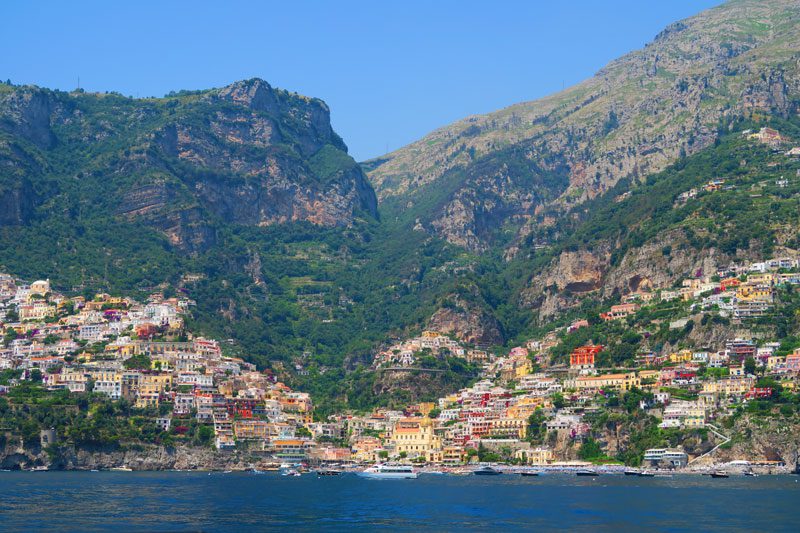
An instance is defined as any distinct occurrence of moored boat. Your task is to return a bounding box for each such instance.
[520,471,539,477]
[624,469,640,476]
[576,469,599,477]
[358,464,417,479]
[316,469,342,476]
[710,471,729,478]
[638,470,655,477]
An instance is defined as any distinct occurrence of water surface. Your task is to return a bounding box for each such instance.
[1,471,798,531]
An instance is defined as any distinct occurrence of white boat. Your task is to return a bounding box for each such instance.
[357,464,417,479]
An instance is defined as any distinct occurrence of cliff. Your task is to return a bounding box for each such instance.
[0,78,378,253]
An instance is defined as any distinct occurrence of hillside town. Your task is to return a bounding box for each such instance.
[1,252,799,473]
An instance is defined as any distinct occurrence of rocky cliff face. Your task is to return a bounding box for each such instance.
[0,441,277,471]
[0,79,378,253]
[427,299,504,346]
[367,0,800,251]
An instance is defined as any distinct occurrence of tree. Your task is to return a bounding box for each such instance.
[527,409,546,443]
[552,393,565,410]
[744,356,757,376]
[578,437,604,461]
[123,354,152,370]
[196,425,214,446]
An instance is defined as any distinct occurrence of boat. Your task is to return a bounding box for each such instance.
[110,466,132,472]
[744,471,758,477]
[282,468,302,477]
[710,471,729,478]
[520,471,539,477]
[358,464,417,479]
[624,469,640,476]
[473,465,502,476]
[576,469,599,477]
[638,470,655,477]
[30,466,49,472]
[316,469,342,476]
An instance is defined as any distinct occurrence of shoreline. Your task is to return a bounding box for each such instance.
[4,464,794,476]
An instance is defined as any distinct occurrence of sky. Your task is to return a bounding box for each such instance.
[1,0,722,161]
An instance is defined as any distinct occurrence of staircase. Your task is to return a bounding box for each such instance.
[688,423,731,465]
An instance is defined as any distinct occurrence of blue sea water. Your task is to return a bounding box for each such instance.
[1,471,799,531]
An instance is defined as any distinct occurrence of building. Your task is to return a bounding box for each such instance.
[572,372,640,393]
[570,345,603,372]
[643,448,688,468]
[600,303,639,321]
[659,401,706,428]
[514,447,553,465]
[390,417,443,462]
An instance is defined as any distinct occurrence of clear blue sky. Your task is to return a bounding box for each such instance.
[2,0,721,161]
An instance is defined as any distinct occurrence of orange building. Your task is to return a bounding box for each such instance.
[570,345,603,370]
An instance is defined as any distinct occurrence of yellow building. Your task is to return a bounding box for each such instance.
[668,350,692,364]
[515,447,554,465]
[139,373,173,394]
[736,285,773,301]
[234,420,269,440]
[506,397,550,419]
[514,358,534,378]
[490,417,527,439]
[135,391,160,408]
[574,372,640,392]
[391,417,443,462]
[442,446,467,465]
[702,377,754,397]
[352,436,383,462]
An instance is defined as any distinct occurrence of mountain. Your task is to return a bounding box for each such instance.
[366,0,800,252]
[0,78,377,255]
[0,77,476,411]
[2,0,800,412]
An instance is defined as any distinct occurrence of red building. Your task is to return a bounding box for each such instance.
[570,345,603,369]
[745,387,773,400]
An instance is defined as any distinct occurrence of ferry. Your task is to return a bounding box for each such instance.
[316,469,342,476]
[358,464,417,479]
[473,465,502,476]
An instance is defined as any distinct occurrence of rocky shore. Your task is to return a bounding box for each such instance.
[0,442,282,472]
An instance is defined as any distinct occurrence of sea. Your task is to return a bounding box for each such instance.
[1,471,799,531]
